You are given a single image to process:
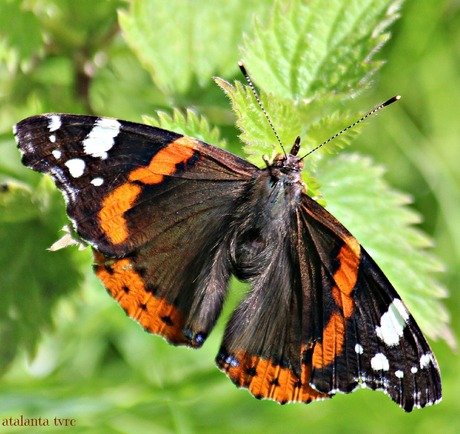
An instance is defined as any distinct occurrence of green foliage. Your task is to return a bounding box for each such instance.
[242,0,400,100]
[0,176,85,373]
[0,0,458,432]
[143,108,226,148]
[0,1,44,69]
[119,0,269,95]
[219,0,402,169]
[0,181,39,224]
[215,76,363,173]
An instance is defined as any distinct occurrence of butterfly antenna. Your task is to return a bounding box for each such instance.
[238,61,286,155]
[301,95,401,160]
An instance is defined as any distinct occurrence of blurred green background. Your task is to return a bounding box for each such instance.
[0,0,459,433]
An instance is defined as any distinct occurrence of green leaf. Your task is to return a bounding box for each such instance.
[0,181,39,223]
[241,0,402,100]
[118,0,270,95]
[214,76,367,186]
[143,108,225,148]
[316,153,453,345]
[218,0,402,192]
[0,176,86,373]
[0,0,44,71]
[214,78,297,163]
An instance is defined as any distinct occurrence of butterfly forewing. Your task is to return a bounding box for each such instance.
[298,197,442,410]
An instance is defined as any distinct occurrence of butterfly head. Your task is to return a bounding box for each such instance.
[271,136,304,174]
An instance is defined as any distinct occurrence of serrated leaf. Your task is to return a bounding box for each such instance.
[315,153,453,346]
[118,0,269,95]
[143,108,225,148]
[215,76,369,172]
[241,0,402,100]
[219,0,402,177]
[214,78,296,164]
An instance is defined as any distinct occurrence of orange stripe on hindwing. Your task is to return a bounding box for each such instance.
[98,137,199,244]
[93,250,189,345]
[312,237,361,369]
[221,347,329,404]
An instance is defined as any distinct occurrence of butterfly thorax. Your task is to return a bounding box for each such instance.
[269,153,304,186]
[229,154,303,281]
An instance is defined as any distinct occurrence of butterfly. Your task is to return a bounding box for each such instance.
[14,69,441,411]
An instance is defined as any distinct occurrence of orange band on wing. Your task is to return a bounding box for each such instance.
[221,350,329,404]
[313,238,360,369]
[312,311,345,369]
[331,239,360,318]
[99,183,142,244]
[128,137,197,185]
[98,137,199,244]
[93,250,188,345]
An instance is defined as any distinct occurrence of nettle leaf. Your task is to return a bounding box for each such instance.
[214,78,302,164]
[143,108,226,149]
[241,0,402,100]
[119,0,269,95]
[315,154,452,346]
[221,0,402,171]
[215,75,369,189]
[215,78,372,197]
[0,176,86,372]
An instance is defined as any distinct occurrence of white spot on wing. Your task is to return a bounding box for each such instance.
[375,299,410,346]
[50,134,56,143]
[395,370,404,379]
[371,353,389,371]
[90,177,104,186]
[83,118,120,159]
[420,353,434,369]
[354,344,363,354]
[52,150,62,159]
[65,158,86,178]
[411,366,418,374]
[47,114,62,132]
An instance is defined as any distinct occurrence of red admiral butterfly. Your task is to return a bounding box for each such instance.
[14,66,441,411]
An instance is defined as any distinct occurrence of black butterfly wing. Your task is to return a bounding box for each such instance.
[15,114,259,347]
[217,190,441,411]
